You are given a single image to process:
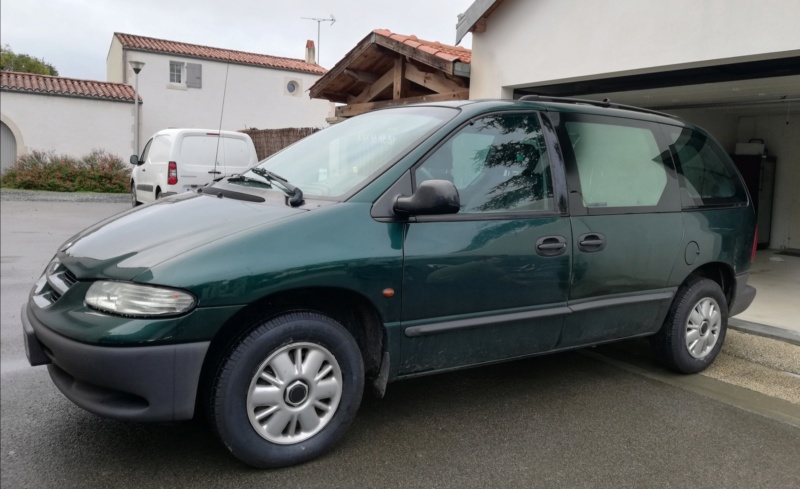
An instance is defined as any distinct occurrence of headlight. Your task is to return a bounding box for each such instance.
[85,281,196,317]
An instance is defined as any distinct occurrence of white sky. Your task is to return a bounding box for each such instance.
[1,0,474,81]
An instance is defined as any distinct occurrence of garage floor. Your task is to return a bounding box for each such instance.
[735,249,800,332]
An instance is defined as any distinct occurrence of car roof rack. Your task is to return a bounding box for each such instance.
[519,94,678,119]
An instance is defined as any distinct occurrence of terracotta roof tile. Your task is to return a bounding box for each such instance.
[372,29,471,64]
[0,71,139,102]
[115,33,327,75]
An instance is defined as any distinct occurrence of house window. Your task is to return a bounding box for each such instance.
[169,62,183,83]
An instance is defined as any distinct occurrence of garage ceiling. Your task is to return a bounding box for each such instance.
[514,55,800,116]
[588,75,800,115]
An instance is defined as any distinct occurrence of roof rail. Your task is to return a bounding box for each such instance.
[519,94,678,119]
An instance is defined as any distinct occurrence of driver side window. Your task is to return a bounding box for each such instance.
[415,113,553,214]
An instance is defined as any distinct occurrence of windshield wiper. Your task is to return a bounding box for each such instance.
[226,173,272,186]
[249,168,304,207]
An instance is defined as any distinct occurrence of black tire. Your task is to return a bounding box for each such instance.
[155,188,162,200]
[208,312,364,468]
[652,278,728,374]
[131,183,141,207]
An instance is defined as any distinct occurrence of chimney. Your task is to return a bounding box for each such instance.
[305,40,316,65]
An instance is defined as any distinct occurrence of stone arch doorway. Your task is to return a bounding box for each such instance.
[1,120,18,171]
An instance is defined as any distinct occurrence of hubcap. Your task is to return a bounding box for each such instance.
[685,297,721,359]
[246,342,342,444]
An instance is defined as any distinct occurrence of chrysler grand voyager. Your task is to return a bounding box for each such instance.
[23,96,757,468]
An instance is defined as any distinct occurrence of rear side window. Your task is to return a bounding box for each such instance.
[563,118,669,209]
[662,126,748,208]
[180,135,220,168]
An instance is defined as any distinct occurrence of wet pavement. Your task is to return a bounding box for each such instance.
[2,198,799,488]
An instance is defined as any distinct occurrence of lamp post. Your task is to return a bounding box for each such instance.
[129,61,145,156]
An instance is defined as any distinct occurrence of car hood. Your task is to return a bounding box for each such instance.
[59,192,303,281]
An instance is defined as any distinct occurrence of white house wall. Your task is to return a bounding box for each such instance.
[121,51,331,151]
[106,36,124,83]
[0,91,134,159]
[469,0,800,98]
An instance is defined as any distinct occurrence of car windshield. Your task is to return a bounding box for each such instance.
[243,106,458,199]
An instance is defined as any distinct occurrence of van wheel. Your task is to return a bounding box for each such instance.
[131,183,141,207]
[652,278,728,374]
[208,312,364,468]
[155,188,162,200]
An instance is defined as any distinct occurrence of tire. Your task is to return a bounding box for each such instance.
[652,278,728,374]
[208,312,364,468]
[155,188,162,200]
[131,183,141,207]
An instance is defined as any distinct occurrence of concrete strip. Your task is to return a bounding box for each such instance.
[729,318,800,346]
[0,188,129,203]
[582,347,800,429]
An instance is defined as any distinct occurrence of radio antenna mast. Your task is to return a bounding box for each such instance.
[301,15,336,64]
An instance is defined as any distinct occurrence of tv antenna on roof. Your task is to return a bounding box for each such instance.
[301,15,336,64]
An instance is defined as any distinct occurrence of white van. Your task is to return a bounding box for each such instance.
[130,129,258,206]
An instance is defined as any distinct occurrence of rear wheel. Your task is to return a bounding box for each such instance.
[208,312,364,468]
[652,278,728,373]
[155,188,162,200]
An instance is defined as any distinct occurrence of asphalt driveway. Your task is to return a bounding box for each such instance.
[2,199,799,488]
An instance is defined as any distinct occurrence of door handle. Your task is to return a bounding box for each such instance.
[578,233,606,252]
[536,236,567,257]
[208,170,222,174]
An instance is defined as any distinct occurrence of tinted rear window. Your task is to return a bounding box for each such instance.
[663,126,747,207]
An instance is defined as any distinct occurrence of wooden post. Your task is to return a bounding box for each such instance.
[393,56,406,100]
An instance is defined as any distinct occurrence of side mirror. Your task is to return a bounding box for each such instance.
[394,180,460,216]
[129,155,140,165]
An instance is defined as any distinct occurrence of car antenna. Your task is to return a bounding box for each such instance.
[212,62,231,180]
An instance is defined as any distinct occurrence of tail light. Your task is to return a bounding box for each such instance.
[751,225,758,263]
[168,161,178,185]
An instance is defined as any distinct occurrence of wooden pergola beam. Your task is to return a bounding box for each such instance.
[344,69,379,84]
[393,57,406,99]
[349,67,395,104]
[404,63,466,94]
[335,89,469,118]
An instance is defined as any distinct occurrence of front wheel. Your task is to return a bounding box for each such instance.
[208,312,364,468]
[652,278,728,374]
[131,183,141,207]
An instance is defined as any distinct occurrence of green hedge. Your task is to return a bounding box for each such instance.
[0,150,130,193]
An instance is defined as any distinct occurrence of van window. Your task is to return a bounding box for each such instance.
[149,135,171,163]
[662,126,748,208]
[564,119,668,209]
[415,113,553,214]
[180,135,221,168]
[222,137,251,168]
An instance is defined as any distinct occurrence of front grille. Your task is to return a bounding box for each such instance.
[42,259,79,305]
[63,270,78,287]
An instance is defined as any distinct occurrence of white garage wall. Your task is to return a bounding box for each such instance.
[122,51,331,153]
[469,0,800,98]
[737,116,800,250]
[0,91,134,159]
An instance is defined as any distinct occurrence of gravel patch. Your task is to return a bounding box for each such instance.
[1,188,130,203]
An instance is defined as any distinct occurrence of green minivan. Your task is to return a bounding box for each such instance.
[22,97,757,468]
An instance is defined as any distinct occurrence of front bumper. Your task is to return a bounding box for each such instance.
[22,303,209,422]
[729,272,757,317]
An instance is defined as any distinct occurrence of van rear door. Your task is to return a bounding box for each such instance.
[178,134,223,191]
[221,136,256,177]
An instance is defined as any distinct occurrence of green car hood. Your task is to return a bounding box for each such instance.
[58,192,303,281]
